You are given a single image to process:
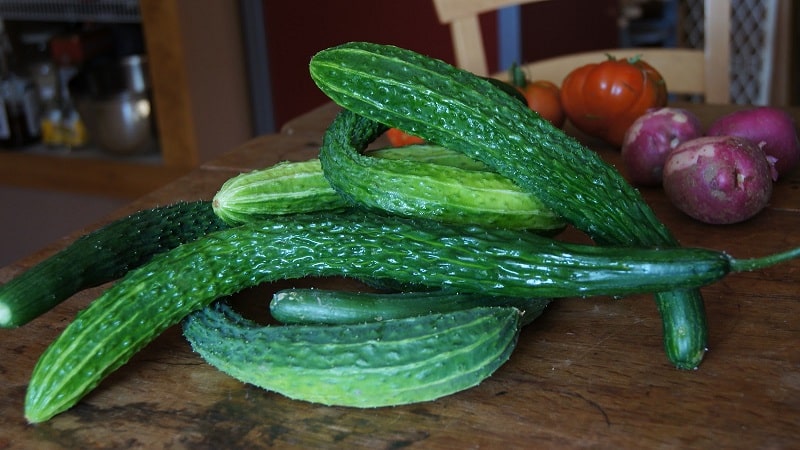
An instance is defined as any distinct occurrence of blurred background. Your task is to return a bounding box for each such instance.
[0,0,796,266]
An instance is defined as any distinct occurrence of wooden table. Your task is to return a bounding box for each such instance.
[1,102,798,449]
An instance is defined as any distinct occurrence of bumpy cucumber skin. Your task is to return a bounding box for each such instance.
[212,159,348,225]
[270,288,551,326]
[320,113,564,231]
[309,42,708,369]
[25,211,733,422]
[183,302,521,408]
[370,144,490,171]
[0,201,228,328]
[214,142,564,232]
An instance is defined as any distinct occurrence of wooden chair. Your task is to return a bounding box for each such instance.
[432,0,731,103]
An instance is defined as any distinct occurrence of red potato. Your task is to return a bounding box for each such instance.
[662,136,775,225]
[621,107,703,186]
[706,106,800,177]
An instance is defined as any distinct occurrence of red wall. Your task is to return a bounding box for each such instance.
[520,0,619,62]
[261,0,497,128]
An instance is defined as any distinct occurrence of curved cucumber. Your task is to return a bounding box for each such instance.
[214,143,564,231]
[309,42,707,369]
[183,302,521,407]
[0,201,228,328]
[270,288,551,326]
[369,144,490,171]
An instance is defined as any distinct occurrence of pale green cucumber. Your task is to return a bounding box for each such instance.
[183,302,522,407]
[213,144,564,231]
[212,159,346,225]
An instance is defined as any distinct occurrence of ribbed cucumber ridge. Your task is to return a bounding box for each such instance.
[212,160,347,225]
[183,302,521,407]
[309,42,707,369]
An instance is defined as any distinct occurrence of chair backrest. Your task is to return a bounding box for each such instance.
[432,0,731,103]
[432,0,548,77]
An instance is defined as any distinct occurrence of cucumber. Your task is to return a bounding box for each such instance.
[24,210,800,422]
[270,288,551,326]
[183,302,521,407]
[369,144,489,171]
[212,159,347,225]
[213,143,564,232]
[309,42,706,369]
[0,201,228,328]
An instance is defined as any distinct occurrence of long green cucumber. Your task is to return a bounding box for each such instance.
[270,288,551,326]
[213,144,564,231]
[183,302,521,407]
[24,210,800,422]
[0,201,228,328]
[309,42,706,369]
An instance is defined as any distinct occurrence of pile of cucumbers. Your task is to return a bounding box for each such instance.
[3,42,799,423]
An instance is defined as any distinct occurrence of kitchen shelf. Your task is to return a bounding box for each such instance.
[2,141,162,163]
[0,0,252,199]
[0,145,189,198]
[0,0,140,24]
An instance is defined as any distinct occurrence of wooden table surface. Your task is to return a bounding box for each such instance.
[1,102,799,449]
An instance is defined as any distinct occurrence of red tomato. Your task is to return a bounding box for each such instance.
[560,55,668,147]
[518,80,566,128]
[386,127,425,146]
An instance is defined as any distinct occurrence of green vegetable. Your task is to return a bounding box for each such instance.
[213,143,564,231]
[270,288,551,326]
[183,302,521,407]
[25,210,799,422]
[213,159,347,225]
[309,41,706,369]
[370,144,491,170]
[0,201,228,328]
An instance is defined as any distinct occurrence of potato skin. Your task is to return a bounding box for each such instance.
[662,136,774,224]
[707,107,800,177]
[621,107,703,186]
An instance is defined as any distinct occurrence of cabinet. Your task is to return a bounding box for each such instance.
[0,0,252,198]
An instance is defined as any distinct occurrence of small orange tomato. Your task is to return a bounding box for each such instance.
[386,127,425,146]
[518,80,566,128]
[509,63,565,128]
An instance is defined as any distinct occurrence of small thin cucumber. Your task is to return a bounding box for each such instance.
[213,143,564,231]
[183,302,522,408]
[269,288,551,326]
[0,201,228,328]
